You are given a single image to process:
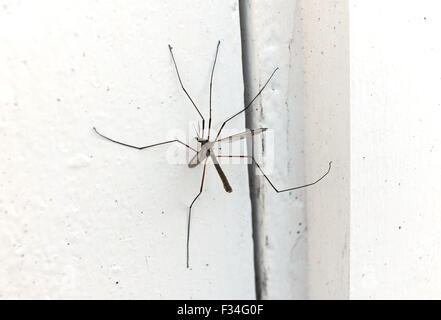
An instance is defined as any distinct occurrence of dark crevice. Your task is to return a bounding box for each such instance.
[238,0,264,301]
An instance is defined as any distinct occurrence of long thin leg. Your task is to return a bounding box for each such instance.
[93,127,197,153]
[207,41,221,140]
[214,68,278,141]
[187,157,209,268]
[168,44,205,132]
[216,155,332,193]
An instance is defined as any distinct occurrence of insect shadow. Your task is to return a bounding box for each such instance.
[93,41,332,268]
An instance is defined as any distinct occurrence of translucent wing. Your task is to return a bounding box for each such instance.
[188,142,214,168]
[216,128,267,144]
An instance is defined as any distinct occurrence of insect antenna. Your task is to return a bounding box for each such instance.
[198,121,202,139]
[193,123,200,139]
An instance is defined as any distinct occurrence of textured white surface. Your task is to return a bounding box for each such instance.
[0,0,255,299]
[350,0,441,299]
[303,0,350,299]
[241,0,350,299]
[305,0,441,299]
[240,0,310,299]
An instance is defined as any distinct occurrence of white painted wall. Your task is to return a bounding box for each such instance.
[0,0,255,299]
[241,0,348,300]
[3,0,439,301]
[305,0,441,299]
[303,0,350,299]
[240,0,310,299]
[349,0,441,299]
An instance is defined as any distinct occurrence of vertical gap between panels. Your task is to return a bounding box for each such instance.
[238,0,265,300]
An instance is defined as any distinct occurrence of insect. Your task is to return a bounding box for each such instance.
[93,41,332,268]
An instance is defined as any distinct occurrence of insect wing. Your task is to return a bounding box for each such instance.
[216,128,267,144]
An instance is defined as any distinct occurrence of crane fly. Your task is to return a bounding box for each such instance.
[93,41,332,268]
